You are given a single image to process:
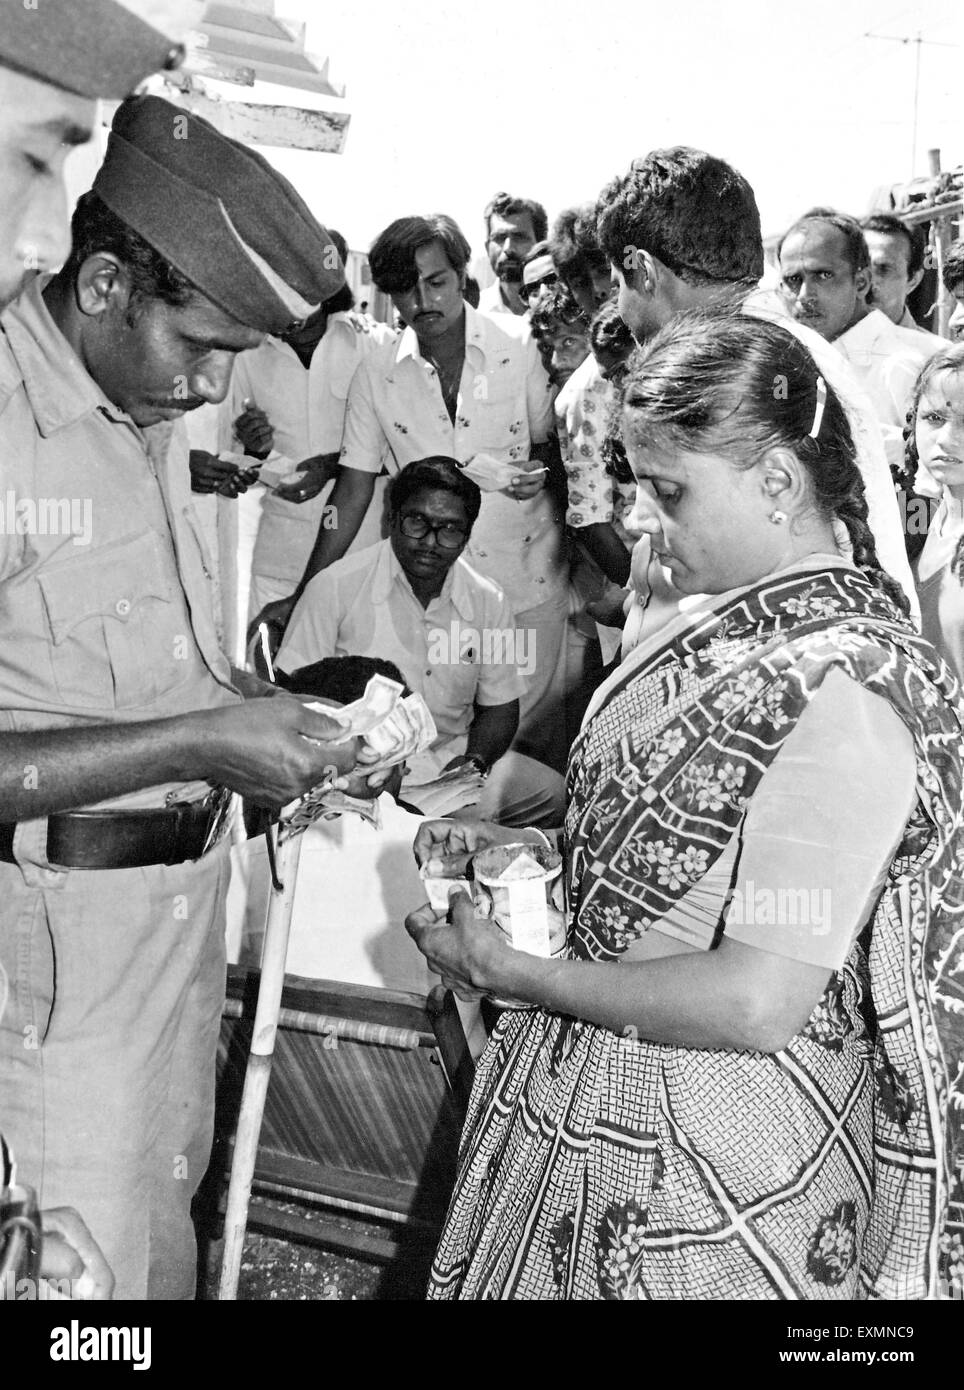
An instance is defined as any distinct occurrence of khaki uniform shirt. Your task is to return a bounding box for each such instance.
[0,277,240,813]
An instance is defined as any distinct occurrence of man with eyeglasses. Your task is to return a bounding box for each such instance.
[278,457,565,827]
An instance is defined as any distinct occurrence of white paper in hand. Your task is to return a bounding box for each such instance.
[459,453,522,491]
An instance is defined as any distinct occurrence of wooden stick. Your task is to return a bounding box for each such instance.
[217,825,304,1300]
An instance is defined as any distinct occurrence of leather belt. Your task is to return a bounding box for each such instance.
[0,788,232,870]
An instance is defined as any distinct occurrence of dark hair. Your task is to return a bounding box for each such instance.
[860,212,926,278]
[64,191,196,314]
[595,147,763,287]
[368,215,471,294]
[901,343,964,493]
[278,654,410,702]
[620,308,910,615]
[484,192,548,244]
[943,238,964,295]
[530,283,589,338]
[549,203,609,284]
[589,300,635,362]
[388,456,482,529]
[778,207,870,277]
[463,274,481,308]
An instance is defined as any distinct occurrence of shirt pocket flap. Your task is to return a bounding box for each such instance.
[38,530,173,645]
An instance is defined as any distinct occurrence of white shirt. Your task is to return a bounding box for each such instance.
[478,281,514,316]
[744,295,919,618]
[834,308,942,474]
[277,538,526,782]
[339,303,564,613]
[231,313,396,585]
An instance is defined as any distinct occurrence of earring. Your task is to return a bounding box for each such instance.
[769,509,787,525]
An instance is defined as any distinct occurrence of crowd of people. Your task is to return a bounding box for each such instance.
[1,0,963,1304]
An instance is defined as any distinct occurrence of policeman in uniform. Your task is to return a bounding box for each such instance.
[0,91,360,1299]
[0,0,211,1301]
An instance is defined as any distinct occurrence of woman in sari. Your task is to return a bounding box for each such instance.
[406,311,964,1301]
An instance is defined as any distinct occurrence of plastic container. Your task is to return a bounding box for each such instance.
[471,843,567,958]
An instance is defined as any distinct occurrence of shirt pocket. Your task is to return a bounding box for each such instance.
[427,642,482,727]
[37,529,191,711]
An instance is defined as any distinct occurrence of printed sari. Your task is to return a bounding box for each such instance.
[427,563,964,1300]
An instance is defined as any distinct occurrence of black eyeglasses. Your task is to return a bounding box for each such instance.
[398,511,468,549]
[521,275,557,301]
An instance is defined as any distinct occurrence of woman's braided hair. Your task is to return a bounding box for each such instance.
[619,306,910,616]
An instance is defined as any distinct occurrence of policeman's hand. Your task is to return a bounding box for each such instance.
[40,1207,115,1300]
[190,451,254,497]
[246,596,296,653]
[234,404,274,459]
[196,695,359,807]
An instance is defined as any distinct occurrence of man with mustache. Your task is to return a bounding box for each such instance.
[0,93,359,1299]
[0,0,209,1304]
[778,208,940,475]
[479,191,548,317]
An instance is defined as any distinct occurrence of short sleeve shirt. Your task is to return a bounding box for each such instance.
[234,314,396,585]
[277,538,526,780]
[337,304,565,613]
[554,353,635,541]
[0,277,240,809]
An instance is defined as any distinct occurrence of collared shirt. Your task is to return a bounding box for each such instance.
[0,277,240,810]
[233,313,396,585]
[555,353,635,542]
[338,303,563,613]
[834,308,942,472]
[744,293,919,617]
[478,281,515,316]
[277,538,525,781]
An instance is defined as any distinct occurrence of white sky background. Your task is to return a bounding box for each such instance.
[260,0,960,260]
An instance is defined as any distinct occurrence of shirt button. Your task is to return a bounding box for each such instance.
[115,598,132,617]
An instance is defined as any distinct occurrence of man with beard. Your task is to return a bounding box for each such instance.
[479,192,547,317]
[0,93,359,1299]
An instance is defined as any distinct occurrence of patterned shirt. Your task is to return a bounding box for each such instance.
[554,353,635,543]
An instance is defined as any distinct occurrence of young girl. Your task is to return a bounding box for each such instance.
[910,345,964,684]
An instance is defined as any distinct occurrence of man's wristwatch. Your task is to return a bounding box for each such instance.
[464,754,489,777]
